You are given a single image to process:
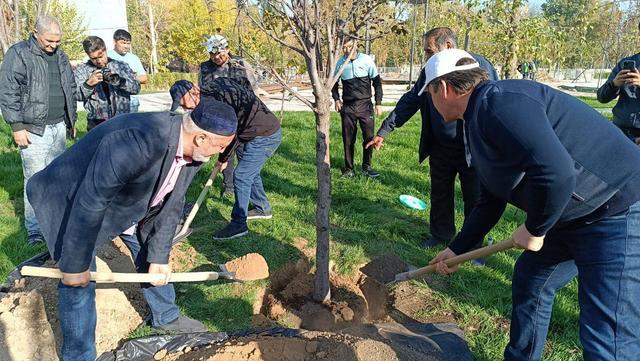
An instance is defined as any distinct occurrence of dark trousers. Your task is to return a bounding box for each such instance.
[428,148,479,243]
[340,100,375,171]
[505,201,640,361]
[222,150,236,193]
[87,118,106,132]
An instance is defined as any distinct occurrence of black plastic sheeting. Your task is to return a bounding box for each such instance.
[0,250,51,293]
[349,322,474,361]
[95,323,472,361]
[96,328,303,361]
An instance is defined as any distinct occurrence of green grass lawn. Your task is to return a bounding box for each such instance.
[0,105,585,360]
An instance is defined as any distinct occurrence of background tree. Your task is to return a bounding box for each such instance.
[244,0,406,303]
[0,0,85,59]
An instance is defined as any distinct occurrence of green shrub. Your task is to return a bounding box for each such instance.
[143,72,198,93]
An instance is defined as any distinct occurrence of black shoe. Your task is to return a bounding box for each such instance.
[27,232,45,246]
[152,316,207,334]
[341,169,355,178]
[362,168,380,178]
[247,209,273,220]
[220,188,234,199]
[212,223,249,240]
[471,258,486,267]
[422,237,446,248]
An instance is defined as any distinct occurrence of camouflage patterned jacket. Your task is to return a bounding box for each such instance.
[75,58,140,121]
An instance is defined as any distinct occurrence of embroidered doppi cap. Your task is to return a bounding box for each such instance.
[190,97,237,136]
[206,34,229,54]
[417,49,480,96]
[170,80,194,111]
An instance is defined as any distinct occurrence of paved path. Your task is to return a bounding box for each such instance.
[73,81,607,114]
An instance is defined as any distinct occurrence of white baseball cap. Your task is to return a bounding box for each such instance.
[417,49,480,96]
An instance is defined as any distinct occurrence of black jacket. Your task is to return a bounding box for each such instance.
[0,35,77,135]
[201,77,280,163]
[377,52,498,163]
[27,112,203,273]
[199,56,258,93]
[597,53,640,131]
[449,80,640,254]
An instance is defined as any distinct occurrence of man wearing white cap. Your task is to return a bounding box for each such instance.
[427,49,640,361]
[199,34,259,198]
[368,28,498,257]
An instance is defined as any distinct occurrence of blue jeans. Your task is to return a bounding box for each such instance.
[230,128,282,226]
[58,258,97,361]
[20,122,66,236]
[505,201,640,361]
[57,234,179,361]
[119,232,180,326]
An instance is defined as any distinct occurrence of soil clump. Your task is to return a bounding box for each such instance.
[0,238,148,360]
[223,253,270,281]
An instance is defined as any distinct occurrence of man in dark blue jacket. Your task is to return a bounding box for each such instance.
[427,49,640,361]
[27,99,237,361]
[597,24,640,144]
[368,27,498,255]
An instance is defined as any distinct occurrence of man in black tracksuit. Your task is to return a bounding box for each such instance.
[332,38,383,178]
[368,27,498,254]
[427,49,640,361]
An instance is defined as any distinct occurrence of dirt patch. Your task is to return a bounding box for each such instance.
[359,253,409,284]
[158,331,427,361]
[260,256,392,332]
[0,239,147,360]
[223,253,270,282]
[391,281,456,324]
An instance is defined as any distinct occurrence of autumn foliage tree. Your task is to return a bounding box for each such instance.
[244,0,405,303]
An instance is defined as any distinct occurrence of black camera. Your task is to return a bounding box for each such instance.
[101,68,121,85]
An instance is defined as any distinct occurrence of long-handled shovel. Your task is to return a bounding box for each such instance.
[392,238,515,283]
[360,238,515,286]
[172,163,222,244]
[20,253,269,283]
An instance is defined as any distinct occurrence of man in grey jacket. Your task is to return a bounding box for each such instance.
[0,15,77,245]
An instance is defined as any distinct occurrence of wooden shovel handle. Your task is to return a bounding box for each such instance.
[20,265,232,283]
[394,238,515,282]
[174,164,221,239]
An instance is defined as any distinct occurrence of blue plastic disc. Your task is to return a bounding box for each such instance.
[399,194,427,211]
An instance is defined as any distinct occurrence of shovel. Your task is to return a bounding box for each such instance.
[360,238,515,285]
[392,238,515,283]
[172,163,222,244]
[20,253,270,283]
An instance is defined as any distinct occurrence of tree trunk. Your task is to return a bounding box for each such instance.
[147,3,158,74]
[502,1,521,79]
[0,3,11,54]
[13,0,20,42]
[312,94,332,304]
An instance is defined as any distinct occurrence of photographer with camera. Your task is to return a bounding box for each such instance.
[75,36,140,131]
[597,24,640,145]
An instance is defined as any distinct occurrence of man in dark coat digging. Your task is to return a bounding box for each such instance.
[27,99,237,361]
